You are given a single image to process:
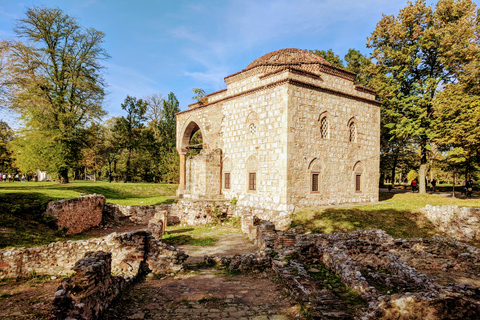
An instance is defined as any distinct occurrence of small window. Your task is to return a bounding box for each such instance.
[312,173,319,192]
[320,117,329,139]
[349,123,356,142]
[248,172,256,191]
[224,173,230,189]
[249,123,256,135]
[355,174,361,192]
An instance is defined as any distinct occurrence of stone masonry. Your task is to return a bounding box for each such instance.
[0,230,187,278]
[176,48,380,228]
[45,194,105,234]
[424,204,480,242]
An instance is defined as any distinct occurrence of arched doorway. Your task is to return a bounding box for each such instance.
[177,120,204,196]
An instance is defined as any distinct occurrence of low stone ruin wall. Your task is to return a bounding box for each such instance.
[0,230,187,279]
[168,199,231,225]
[424,204,480,241]
[45,194,106,234]
[52,251,133,320]
[169,199,291,231]
[103,203,169,226]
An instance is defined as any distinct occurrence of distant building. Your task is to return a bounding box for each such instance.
[176,48,380,223]
[37,170,50,181]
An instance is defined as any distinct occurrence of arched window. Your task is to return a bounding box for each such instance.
[349,122,356,143]
[246,155,259,192]
[223,157,232,190]
[246,111,259,137]
[308,158,321,193]
[320,117,329,139]
[353,162,364,193]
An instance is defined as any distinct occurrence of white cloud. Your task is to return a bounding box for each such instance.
[171,0,407,89]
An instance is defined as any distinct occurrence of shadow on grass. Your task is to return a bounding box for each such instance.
[162,233,218,246]
[166,228,195,234]
[379,192,395,201]
[291,207,438,239]
[0,192,94,249]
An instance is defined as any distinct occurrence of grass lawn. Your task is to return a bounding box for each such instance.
[0,181,178,249]
[291,192,480,241]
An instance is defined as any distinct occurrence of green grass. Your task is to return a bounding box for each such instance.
[291,192,480,240]
[162,225,224,246]
[0,181,178,249]
[308,263,366,307]
[0,180,178,205]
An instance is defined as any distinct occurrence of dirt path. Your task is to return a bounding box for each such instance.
[173,226,257,265]
[103,226,304,319]
[103,269,303,320]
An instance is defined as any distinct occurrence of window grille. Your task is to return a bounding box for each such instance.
[249,172,256,191]
[249,123,256,135]
[349,123,356,142]
[224,173,230,189]
[356,174,361,192]
[312,173,319,192]
[320,117,329,139]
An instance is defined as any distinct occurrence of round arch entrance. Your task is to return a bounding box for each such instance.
[177,120,204,197]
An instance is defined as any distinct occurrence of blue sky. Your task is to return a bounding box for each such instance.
[0,0,449,125]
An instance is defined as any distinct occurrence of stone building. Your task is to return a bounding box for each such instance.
[176,48,380,226]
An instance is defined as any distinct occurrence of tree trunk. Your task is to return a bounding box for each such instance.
[391,155,398,188]
[114,160,117,182]
[58,167,69,184]
[419,147,427,194]
[452,166,457,198]
[108,159,112,183]
[124,148,132,183]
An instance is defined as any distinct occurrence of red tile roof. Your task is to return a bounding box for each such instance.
[244,48,331,71]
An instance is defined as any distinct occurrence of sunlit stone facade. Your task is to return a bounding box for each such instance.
[176,48,380,224]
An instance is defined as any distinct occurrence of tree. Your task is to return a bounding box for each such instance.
[7,6,108,183]
[0,120,15,173]
[192,88,208,105]
[310,49,344,68]
[367,0,479,194]
[144,93,164,139]
[113,96,148,182]
[344,49,374,86]
[158,92,180,182]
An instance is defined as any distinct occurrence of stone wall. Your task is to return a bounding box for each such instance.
[45,194,106,234]
[168,199,231,225]
[424,205,480,241]
[0,230,187,279]
[287,82,380,207]
[103,203,168,228]
[168,199,291,231]
[52,251,133,320]
[185,149,222,198]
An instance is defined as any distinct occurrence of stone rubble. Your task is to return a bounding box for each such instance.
[206,220,480,319]
[424,204,480,241]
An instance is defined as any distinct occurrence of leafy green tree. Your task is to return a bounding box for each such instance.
[0,120,15,173]
[192,88,208,105]
[367,0,479,193]
[113,96,148,182]
[310,49,344,68]
[158,92,180,182]
[344,49,373,86]
[7,6,108,183]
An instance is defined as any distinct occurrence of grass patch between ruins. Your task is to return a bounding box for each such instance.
[291,192,480,239]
